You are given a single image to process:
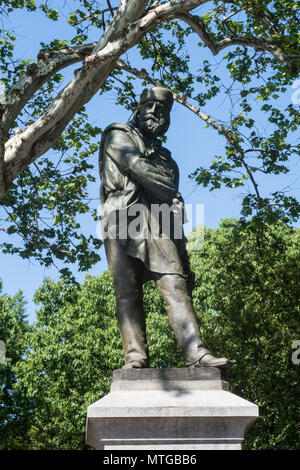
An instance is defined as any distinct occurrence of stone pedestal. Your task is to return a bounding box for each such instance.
[86,368,258,450]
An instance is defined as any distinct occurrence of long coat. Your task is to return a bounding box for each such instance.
[99,122,194,287]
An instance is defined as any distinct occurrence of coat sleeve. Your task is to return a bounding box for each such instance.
[103,128,178,202]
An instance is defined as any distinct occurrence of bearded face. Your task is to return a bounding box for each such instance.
[137,100,170,138]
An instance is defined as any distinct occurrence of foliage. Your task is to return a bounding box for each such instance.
[112,1,300,222]
[13,273,119,449]
[1,218,298,449]
[13,272,182,449]
[0,1,299,273]
[0,281,31,449]
[189,218,300,449]
[0,1,103,277]
[1,106,102,280]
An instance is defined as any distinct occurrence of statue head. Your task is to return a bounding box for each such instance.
[132,87,174,139]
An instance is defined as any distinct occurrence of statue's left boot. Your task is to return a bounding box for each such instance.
[155,273,231,369]
[188,353,231,369]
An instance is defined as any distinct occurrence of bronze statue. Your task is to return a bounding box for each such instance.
[99,86,230,369]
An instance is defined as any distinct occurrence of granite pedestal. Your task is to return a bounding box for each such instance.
[86,368,258,450]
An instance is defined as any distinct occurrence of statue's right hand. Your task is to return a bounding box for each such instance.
[145,141,161,159]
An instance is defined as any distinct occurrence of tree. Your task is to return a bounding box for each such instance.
[10,218,300,449]
[0,280,31,449]
[0,1,299,275]
[189,218,300,449]
[14,273,182,449]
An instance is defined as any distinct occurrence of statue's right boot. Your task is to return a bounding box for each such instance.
[104,238,149,369]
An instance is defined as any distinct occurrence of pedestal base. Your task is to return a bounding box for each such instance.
[86,368,258,450]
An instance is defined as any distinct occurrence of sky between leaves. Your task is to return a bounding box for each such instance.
[0,1,299,323]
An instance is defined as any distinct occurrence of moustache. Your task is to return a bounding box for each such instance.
[144,114,161,123]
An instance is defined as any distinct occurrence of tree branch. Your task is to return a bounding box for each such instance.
[176,12,219,55]
[221,0,283,35]
[106,0,115,16]
[222,7,246,22]
[116,58,234,139]
[216,37,287,63]
[93,0,149,53]
[116,58,267,201]
[0,0,213,197]
[1,42,97,137]
[176,12,299,67]
[238,152,262,204]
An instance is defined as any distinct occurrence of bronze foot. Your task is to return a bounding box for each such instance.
[189,353,231,369]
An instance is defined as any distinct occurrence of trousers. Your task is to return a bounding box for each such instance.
[104,238,209,367]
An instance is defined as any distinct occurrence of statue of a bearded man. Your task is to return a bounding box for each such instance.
[99,86,230,370]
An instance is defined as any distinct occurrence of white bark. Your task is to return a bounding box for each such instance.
[0,130,5,200]
[94,0,149,53]
[2,0,208,193]
[2,42,97,136]
[0,0,297,199]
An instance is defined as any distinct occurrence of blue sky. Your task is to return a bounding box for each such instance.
[1,3,299,323]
